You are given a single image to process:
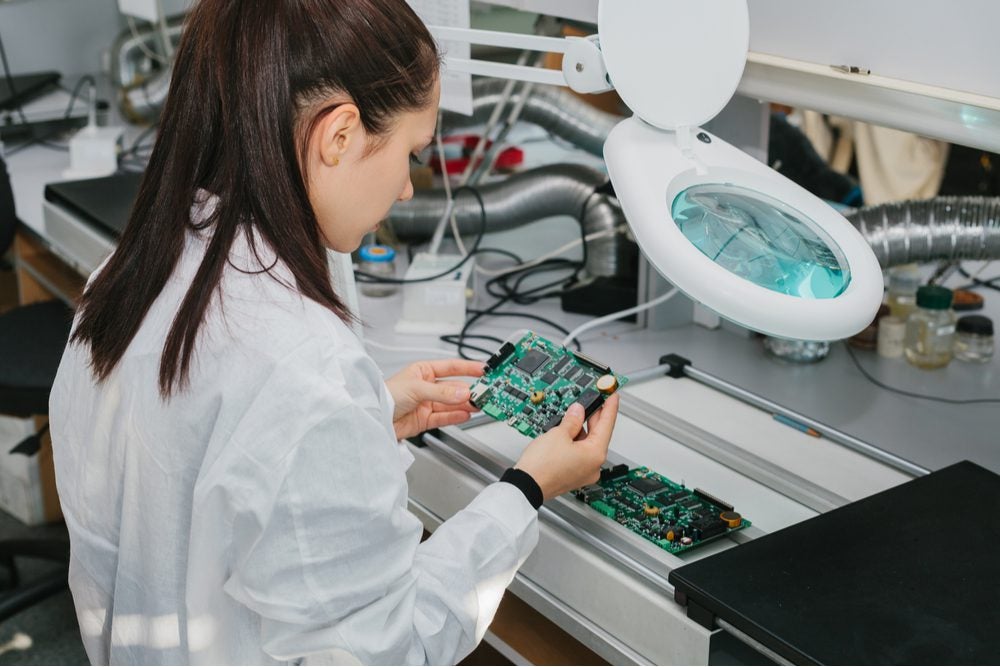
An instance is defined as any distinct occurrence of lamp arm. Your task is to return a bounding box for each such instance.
[428,26,613,94]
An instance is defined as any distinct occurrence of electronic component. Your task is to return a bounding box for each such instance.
[571,350,612,375]
[574,466,751,555]
[472,332,628,438]
[596,374,619,394]
[628,477,667,496]
[721,511,743,528]
[515,349,551,374]
[575,388,605,419]
[575,484,606,503]
[484,342,515,371]
[693,488,735,512]
[601,464,630,481]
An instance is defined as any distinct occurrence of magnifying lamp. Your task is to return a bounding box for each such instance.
[430,0,884,341]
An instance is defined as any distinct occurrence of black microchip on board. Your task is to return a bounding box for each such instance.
[551,356,571,374]
[628,477,668,496]
[516,349,551,375]
[576,374,593,388]
[541,372,558,385]
[521,405,534,415]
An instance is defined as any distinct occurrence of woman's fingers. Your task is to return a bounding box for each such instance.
[413,380,472,405]
[425,410,475,429]
[422,358,486,379]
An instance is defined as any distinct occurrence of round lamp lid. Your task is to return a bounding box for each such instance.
[671,183,852,300]
[598,0,749,131]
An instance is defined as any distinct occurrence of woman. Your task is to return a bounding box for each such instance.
[49,0,618,664]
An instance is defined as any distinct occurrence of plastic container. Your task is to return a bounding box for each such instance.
[886,264,921,320]
[877,315,907,359]
[953,315,994,364]
[358,244,398,297]
[904,285,956,369]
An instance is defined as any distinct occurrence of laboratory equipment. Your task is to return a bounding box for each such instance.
[762,337,830,364]
[876,315,907,359]
[904,285,956,369]
[886,263,921,319]
[357,244,398,297]
[428,0,885,342]
[470,331,627,437]
[954,315,994,364]
[574,464,751,555]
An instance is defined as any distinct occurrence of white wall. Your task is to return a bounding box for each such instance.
[0,0,122,78]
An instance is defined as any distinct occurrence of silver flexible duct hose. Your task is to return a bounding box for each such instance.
[387,164,628,277]
[847,197,1000,267]
[440,79,623,157]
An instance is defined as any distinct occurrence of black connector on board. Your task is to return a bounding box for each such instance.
[485,341,516,371]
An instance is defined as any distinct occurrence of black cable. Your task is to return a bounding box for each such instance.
[956,265,1000,293]
[63,75,96,119]
[466,308,577,342]
[440,188,601,359]
[843,343,1000,405]
[354,185,487,284]
[438,334,501,359]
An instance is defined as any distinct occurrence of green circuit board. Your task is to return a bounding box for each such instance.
[470,332,628,438]
[575,465,751,555]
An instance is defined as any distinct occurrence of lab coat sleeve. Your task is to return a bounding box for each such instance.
[222,402,539,665]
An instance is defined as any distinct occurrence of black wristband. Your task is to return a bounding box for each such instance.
[500,468,543,510]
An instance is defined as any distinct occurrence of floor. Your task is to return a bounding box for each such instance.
[0,509,87,665]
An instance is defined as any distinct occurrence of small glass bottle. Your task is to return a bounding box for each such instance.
[953,315,994,364]
[886,264,921,320]
[358,244,398,297]
[904,285,956,369]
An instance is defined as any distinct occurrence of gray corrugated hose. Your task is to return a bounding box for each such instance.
[440,78,623,157]
[847,197,1000,267]
[386,164,629,277]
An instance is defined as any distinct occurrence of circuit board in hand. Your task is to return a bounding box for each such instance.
[470,331,627,438]
[575,465,751,555]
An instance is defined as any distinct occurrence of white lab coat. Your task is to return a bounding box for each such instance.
[49,196,539,665]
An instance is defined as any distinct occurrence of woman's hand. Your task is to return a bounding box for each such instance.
[514,393,619,500]
[385,359,484,441]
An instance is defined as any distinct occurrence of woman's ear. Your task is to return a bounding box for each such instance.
[314,103,362,167]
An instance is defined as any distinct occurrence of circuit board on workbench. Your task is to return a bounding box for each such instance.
[574,465,751,555]
[470,331,628,438]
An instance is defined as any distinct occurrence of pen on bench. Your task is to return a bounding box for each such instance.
[772,413,821,438]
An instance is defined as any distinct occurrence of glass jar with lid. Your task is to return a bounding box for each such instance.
[358,244,398,297]
[953,315,994,364]
[886,264,921,320]
[904,285,956,369]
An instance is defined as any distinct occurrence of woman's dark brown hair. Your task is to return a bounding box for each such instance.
[72,0,439,397]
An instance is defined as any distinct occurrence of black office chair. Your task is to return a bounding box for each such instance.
[0,155,74,622]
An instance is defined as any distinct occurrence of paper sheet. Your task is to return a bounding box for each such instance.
[407,0,473,115]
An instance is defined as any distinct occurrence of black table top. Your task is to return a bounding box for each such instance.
[44,171,142,239]
[669,461,1000,665]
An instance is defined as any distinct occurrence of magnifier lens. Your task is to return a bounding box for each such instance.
[671,183,851,299]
